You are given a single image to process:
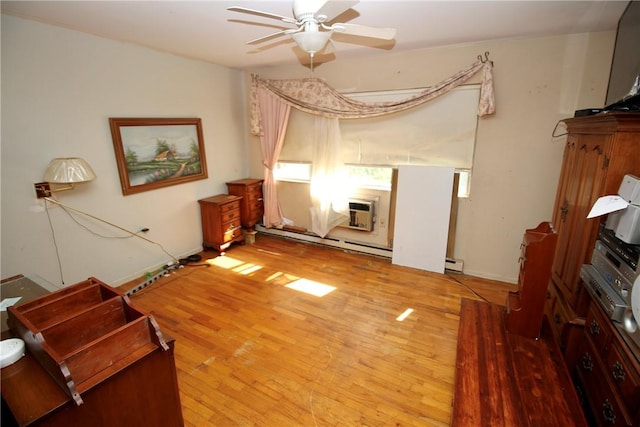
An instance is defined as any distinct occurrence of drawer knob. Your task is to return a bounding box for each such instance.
[589,319,600,336]
[581,352,593,372]
[602,400,616,425]
[611,362,626,382]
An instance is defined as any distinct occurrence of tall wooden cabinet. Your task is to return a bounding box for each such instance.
[545,113,640,366]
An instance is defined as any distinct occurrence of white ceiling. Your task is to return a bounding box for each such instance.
[0,1,630,70]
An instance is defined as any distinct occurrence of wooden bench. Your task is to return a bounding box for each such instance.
[452,298,587,426]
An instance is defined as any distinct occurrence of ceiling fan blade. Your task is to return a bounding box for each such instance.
[246,28,302,45]
[314,0,359,22]
[227,6,298,25]
[330,23,396,40]
[246,30,287,45]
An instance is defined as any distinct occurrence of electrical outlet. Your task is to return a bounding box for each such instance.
[34,182,51,198]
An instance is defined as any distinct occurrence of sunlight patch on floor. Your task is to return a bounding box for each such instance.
[205,256,263,275]
[233,263,262,275]
[206,256,244,269]
[266,271,284,282]
[207,255,335,296]
[396,308,414,321]
[285,278,336,297]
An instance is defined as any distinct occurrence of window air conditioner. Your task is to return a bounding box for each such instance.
[339,199,375,232]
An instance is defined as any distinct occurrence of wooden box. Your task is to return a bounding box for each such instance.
[6,277,169,405]
[506,222,558,338]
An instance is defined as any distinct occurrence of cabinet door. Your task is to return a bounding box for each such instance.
[552,135,608,302]
[551,137,579,296]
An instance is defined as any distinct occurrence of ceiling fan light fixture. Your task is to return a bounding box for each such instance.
[292,31,332,54]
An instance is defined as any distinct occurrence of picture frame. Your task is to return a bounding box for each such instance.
[109,117,208,195]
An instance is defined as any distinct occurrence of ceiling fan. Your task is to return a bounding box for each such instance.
[227,0,397,58]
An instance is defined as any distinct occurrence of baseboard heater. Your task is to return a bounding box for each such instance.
[445,257,464,273]
[256,224,392,258]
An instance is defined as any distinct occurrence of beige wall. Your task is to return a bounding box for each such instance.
[1,15,247,286]
[245,32,615,282]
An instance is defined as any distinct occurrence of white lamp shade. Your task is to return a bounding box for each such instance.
[43,158,96,183]
[292,31,332,54]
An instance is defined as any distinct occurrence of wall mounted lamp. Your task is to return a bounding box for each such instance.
[34,157,96,198]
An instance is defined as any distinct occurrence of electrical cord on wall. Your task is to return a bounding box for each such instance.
[59,204,149,240]
[43,197,180,284]
[44,200,67,285]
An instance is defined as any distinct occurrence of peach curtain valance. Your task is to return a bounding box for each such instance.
[250,59,495,136]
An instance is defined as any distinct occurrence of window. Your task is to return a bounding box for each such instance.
[340,85,480,170]
[277,85,480,197]
[273,162,311,182]
[276,163,472,197]
[344,165,394,190]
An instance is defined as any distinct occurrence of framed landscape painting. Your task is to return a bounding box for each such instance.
[109,117,208,195]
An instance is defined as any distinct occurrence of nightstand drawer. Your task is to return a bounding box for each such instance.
[246,184,263,198]
[248,199,264,213]
[220,208,240,224]
[219,201,240,214]
[222,226,242,243]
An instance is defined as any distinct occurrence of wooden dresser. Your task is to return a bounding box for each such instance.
[574,298,640,426]
[226,178,264,231]
[544,113,640,425]
[198,194,244,253]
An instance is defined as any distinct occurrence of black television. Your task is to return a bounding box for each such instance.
[604,0,640,111]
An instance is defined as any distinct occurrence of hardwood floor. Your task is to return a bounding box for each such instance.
[452,299,586,426]
[122,234,515,426]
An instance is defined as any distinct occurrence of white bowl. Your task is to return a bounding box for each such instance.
[1,338,25,368]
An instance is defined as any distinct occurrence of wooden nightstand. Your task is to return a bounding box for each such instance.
[198,194,244,253]
[226,179,264,231]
